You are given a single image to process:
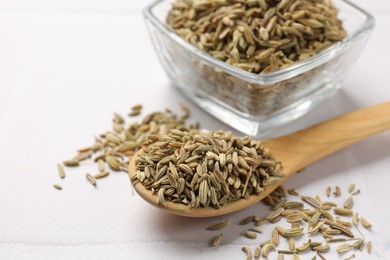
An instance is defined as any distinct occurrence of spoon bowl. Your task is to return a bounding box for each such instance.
[129,102,390,217]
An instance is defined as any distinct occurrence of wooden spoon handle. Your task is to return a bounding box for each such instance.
[267,101,390,177]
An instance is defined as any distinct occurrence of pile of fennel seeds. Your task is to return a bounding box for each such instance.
[54,104,199,189]
[207,184,373,259]
[134,129,283,208]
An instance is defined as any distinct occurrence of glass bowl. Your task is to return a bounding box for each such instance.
[143,0,375,137]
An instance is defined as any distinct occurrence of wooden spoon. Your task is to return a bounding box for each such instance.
[128,101,390,217]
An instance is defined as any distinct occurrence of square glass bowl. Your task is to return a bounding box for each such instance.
[143,0,375,137]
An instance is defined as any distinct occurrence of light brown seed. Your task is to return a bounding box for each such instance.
[352,213,359,226]
[211,233,223,247]
[98,159,105,172]
[334,186,341,197]
[261,243,276,257]
[336,243,354,253]
[351,189,360,195]
[206,220,230,231]
[345,253,356,260]
[239,215,255,225]
[63,159,80,167]
[296,240,311,252]
[343,196,353,209]
[94,171,110,179]
[288,238,295,251]
[367,241,372,254]
[53,184,62,190]
[348,184,356,194]
[277,252,284,260]
[285,227,304,237]
[242,230,257,239]
[57,164,66,179]
[242,246,252,260]
[254,246,261,259]
[328,221,354,237]
[360,217,372,229]
[326,186,331,197]
[352,238,364,250]
[301,195,321,208]
[267,207,285,221]
[315,244,330,252]
[272,228,279,246]
[157,188,165,206]
[85,173,96,186]
[131,104,143,111]
[333,208,353,216]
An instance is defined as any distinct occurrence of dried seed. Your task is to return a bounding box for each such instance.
[242,246,252,260]
[277,252,284,260]
[351,189,360,196]
[296,240,311,252]
[352,238,364,250]
[336,243,354,253]
[206,219,230,230]
[57,164,66,179]
[309,221,325,234]
[94,171,110,179]
[98,159,105,172]
[367,241,372,254]
[211,233,223,247]
[157,188,166,206]
[131,104,143,111]
[106,156,121,171]
[85,173,97,186]
[63,159,80,167]
[348,184,355,194]
[239,215,255,225]
[272,229,279,246]
[288,238,295,251]
[336,217,351,227]
[343,196,353,209]
[326,186,331,197]
[53,184,62,190]
[287,213,303,223]
[242,230,257,239]
[261,243,276,257]
[334,186,341,197]
[352,213,359,226]
[301,195,321,208]
[328,221,354,237]
[285,227,304,237]
[254,247,261,259]
[266,207,285,221]
[333,208,353,216]
[360,217,372,229]
[315,243,330,252]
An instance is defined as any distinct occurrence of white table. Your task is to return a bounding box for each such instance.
[0,0,389,259]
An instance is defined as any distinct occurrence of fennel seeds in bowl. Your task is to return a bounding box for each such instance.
[164,0,348,117]
[133,129,283,208]
[167,0,346,75]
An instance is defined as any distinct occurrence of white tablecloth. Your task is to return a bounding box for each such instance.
[0,0,389,259]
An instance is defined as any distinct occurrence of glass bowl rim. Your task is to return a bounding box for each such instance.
[143,0,375,85]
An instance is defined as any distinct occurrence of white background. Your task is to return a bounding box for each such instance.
[0,0,389,259]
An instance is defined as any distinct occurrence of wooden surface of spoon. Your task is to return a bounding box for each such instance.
[128,101,390,217]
